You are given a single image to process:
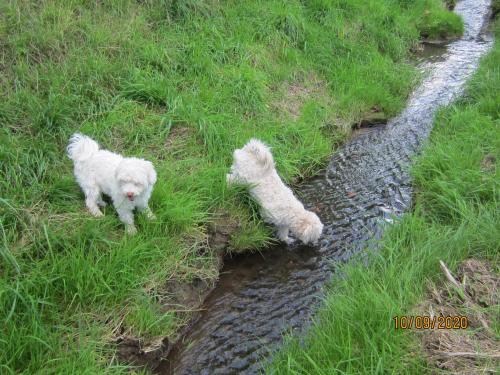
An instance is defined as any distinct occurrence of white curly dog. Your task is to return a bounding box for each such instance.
[67,133,157,235]
[227,139,323,245]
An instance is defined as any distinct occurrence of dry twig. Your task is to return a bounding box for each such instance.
[438,260,492,334]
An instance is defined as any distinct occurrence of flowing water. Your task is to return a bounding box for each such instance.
[158,1,494,373]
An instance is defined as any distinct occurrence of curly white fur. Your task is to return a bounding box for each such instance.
[227,139,323,245]
[67,133,157,235]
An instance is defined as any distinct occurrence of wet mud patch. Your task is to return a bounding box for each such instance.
[115,334,171,370]
[416,259,499,374]
[412,42,449,67]
[157,277,217,314]
[207,210,242,252]
[353,106,389,128]
[350,106,389,138]
[114,269,220,371]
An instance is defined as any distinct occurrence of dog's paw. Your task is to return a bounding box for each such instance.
[90,209,104,218]
[97,200,107,207]
[126,224,138,235]
[146,212,156,220]
[283,237,295,245]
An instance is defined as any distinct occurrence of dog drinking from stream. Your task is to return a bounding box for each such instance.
[227,139,323,245]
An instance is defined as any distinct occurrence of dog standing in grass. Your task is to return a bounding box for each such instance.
[67,133,157,235]
[227,139,323,245]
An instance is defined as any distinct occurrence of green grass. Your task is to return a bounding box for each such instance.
[416,0,463,39]
[0,0,462,373]
[268,20,500,375]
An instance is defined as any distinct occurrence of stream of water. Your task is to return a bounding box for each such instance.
[158,1,494,373]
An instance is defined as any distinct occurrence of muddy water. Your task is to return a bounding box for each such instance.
[159,1,494,373]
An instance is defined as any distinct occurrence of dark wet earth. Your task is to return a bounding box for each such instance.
[158,1,494,373]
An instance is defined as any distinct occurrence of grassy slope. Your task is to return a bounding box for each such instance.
[268,20,499,375]
[0,1,462,373]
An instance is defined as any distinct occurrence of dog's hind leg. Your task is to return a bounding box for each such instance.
[277,226,294,245]
[81,184,104,217]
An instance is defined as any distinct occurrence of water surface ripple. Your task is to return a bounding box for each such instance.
[160,1,493,373]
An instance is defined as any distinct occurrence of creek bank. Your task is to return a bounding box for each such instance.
[115,214,236,370]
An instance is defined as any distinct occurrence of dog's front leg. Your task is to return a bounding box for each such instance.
[277,226,294,245]
[86,197,104,217]
[82,187,104,217]
[116,207,137,235]
[139,204,156,220]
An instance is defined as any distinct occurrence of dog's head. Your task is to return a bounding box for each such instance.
[227,139,275,184]
[115,158,157,202]
[293,211,323,245]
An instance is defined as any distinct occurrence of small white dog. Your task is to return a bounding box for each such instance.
[227,139,323,245]
[67,133,157,235]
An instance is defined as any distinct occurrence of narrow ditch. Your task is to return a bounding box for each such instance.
[156,1,494,373]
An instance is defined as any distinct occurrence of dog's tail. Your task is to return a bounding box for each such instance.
[67,133,99,162]
[244,138,274,171]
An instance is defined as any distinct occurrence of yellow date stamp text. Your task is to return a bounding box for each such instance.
[393,315,469,330]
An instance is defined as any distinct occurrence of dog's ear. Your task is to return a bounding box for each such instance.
[145,161,157,185]
[245,139,274,171]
